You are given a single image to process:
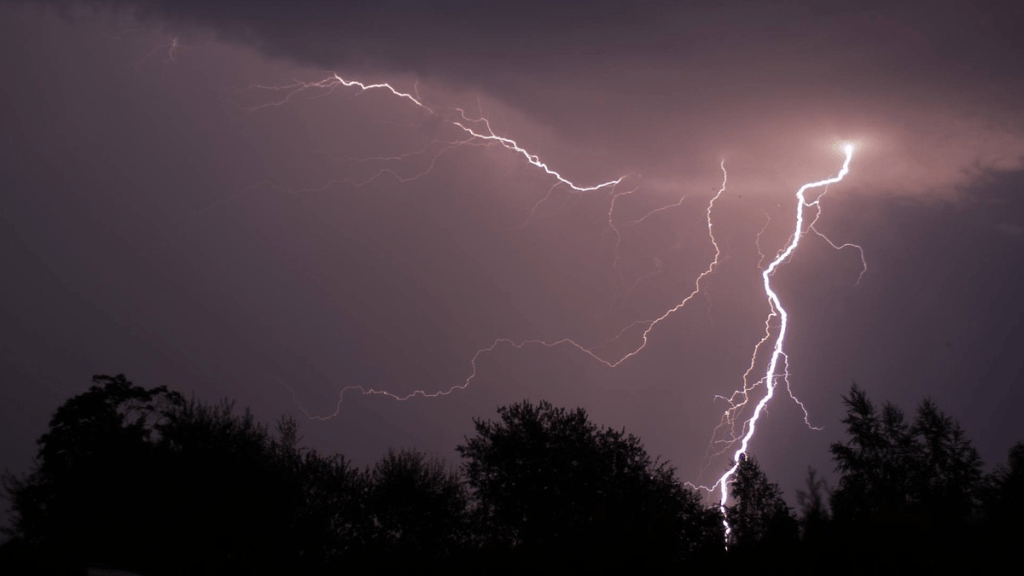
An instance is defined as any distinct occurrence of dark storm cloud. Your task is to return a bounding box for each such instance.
[28,0,1024,102]
[21,0,1024,192]
[45,2,1022,66]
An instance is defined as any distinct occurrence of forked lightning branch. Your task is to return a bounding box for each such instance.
[244,74,862,526]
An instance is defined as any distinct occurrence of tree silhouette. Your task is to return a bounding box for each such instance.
[2,374,184,572]
[911,398,983,524]
[364,448,469,567]
[979,441,1024,567]
[287,449,369,574]
[1,375,369,575]
[984,440,1024,519]
[830,385,918,523]
[152,397,307,574]
[828,384,985,571]
[726,455,798,551]
[794,467,830,542]
[456,399,721,571]
[21,375,1018,573]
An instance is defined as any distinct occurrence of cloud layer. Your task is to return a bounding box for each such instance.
[29,0,1024,194]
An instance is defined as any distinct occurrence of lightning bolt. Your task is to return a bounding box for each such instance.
[216,67,866,547]
[226,73,734,399]
[702,144,855,545]
[233,74,624,193]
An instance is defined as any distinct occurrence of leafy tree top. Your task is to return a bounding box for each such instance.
[727,455,798,550]
[35,374,183,479]
[456,399,722,566]
[829,384,983,525]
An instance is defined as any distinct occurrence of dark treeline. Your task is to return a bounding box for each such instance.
[1,375,1021,574]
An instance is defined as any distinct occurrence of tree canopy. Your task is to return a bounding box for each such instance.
[363,447,469,566]
[830,385,984,523]
[727,455,798,551]
[1,378,726,574]
[3,375,185,571]
[828,384,987,571]
[456,399,722,571]
[4,376,1023,574]
[2,375,368,575]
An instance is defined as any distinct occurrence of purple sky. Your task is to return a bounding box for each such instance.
[2,0,1023,516]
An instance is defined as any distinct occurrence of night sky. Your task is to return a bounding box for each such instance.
[2,0,1023,519]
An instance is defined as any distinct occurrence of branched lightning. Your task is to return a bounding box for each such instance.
[284,161,729,419]
[695,145,855,545]
[237,74,435,114]
[233,74,624,193]
[807,191,868,285]
[220,67,868,547]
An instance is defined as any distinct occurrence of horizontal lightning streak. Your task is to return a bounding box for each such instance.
[235,73,735,421]
[237,74,624,193]
[289,161,729,418]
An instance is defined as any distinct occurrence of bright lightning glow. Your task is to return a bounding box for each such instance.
[710,144,855,544]
[230,69,865,547]
[450,113,625,193]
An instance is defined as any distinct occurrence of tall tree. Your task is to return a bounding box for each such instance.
[910,398,983,523]
[794,467,830,542]
[829,385,918,523]
[727,455,798,551]
[828,384,985,571]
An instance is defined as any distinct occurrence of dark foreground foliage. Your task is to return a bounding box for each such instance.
[457,400,724,572]
[820,384,1017,573]
[1,375,723,575]
[1,376,1021,575]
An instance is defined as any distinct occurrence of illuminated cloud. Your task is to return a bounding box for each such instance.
[27,0,1024,196]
